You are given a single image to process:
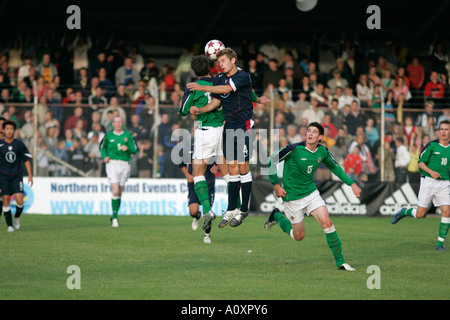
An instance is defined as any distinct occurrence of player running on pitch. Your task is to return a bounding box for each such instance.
[100,116,138,227]
[0,120,33,232]
[392,119,450,251]
[264,122,361,271]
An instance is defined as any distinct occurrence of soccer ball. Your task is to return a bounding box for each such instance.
[204,40,225,60]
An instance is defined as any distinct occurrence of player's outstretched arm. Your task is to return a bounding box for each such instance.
[187,82,233,95]
[191,98,221,115]
[256,96,272,104]
[351,183,361,198]
[250,91,271,104]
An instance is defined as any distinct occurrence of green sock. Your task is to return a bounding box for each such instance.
[194,180,211,213]
[112,198,120,219]
[274,211,292,236]
[402,208,416,218]
[325,227,345,268]
[436,218,450,248]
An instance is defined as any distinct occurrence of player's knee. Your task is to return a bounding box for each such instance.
[292,231,305,241]
[416,208,427,219]
[112,193,121,200]
[295,234,305,241]
[239,164,250,175]
[323,225,336,234]
[240,171,252,182]
[322,220,333,229]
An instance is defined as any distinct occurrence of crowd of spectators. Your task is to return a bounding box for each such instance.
[0,31,449,183]
[246,35,450,184]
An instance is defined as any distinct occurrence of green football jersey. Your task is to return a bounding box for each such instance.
[100,130,138,162]
[178,77,224,128]
[418,139,450,180]
[268,141,354,202]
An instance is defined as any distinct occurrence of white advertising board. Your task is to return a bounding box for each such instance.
[21,178,228,216]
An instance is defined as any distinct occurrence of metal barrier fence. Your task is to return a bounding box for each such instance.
[0,86,447,183]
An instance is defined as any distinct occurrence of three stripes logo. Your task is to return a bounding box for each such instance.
[325,184,367,215]
[379,183,418,215]
[260,182,418,216]
[260,193,284,213]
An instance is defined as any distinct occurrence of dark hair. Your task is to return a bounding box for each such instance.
[2,120,17,130]
[308,122,324,136]
[191,55,211,77]
[440,119,450,127]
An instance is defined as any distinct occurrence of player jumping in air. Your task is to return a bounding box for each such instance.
[178,55,229,231]
[264,122,361,271]
[392,119,450,251]
[188,48,270,228]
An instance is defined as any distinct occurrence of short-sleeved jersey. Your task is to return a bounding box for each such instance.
[418,139,450,180]
[178,77,225,128]
[211,68,253,128]
[0,138,32,176]
[268,141,353,202]
[100,130,138,162]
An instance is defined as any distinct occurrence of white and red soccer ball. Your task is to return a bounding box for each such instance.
[204,40,225,60]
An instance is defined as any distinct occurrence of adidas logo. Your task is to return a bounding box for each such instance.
[325,184,367,215]
[260,192,285,213]
[379,183,417,215]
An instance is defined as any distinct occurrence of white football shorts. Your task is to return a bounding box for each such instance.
[283,190,326,224]
[193,126,224,160]
[417,176,450,208]
[106,160,131,186]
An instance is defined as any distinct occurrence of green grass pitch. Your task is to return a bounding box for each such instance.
[0,214,448,300]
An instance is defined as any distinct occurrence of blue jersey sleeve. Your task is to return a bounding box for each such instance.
[20,142,33,163]
[229,71,251,92]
